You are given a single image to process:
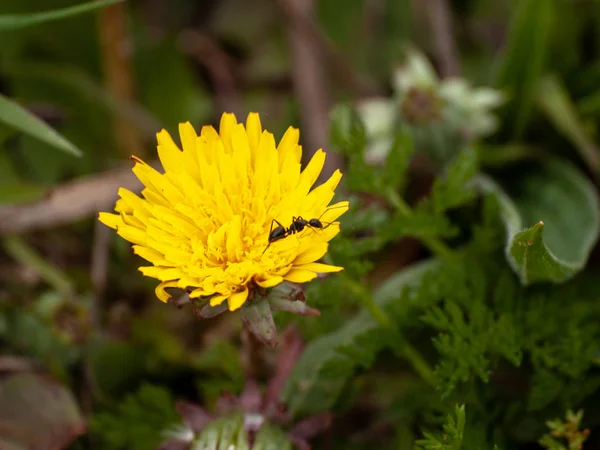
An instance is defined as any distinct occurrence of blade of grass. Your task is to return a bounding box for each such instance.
[0,0,123,31]
[0,93,81,157]
[6,62,161,137]
[536,74,600,174]
[495,0,555,138]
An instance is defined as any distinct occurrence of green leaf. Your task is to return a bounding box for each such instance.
[428,147,479,213]
[282,259,437,417]
[476,158,600,284]
[0,0,123,31]
[536,74,600,173]
[0,372,85,450]
[0,93,81,156]
[495,0,555,138]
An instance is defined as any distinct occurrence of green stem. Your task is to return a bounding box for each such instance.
[385,188,453,259]
[342,273,435,385]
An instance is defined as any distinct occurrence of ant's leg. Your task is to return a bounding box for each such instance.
[262,242,272,255]
[264,219,287,255]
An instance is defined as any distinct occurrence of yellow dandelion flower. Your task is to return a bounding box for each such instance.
[99,112,348,312]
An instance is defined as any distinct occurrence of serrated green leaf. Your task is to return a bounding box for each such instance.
[0,0,122,31]
[495,0,555,138]
[282,259,437,417]
[415,404,466,450]
[381,128,414,190]
[476,158,600,284]
[428,147,479,213]
[0,93,81,156]
[536,74,600,173]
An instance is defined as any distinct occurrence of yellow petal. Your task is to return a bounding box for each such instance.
[304,170,344,213]
[98,212,121,229]
[178,122,197,154]
[231,124,251,184]
[256,276,283,288]
[189,287,211,299]
[295,149,325,197]
[118,188,151,219]
[155,280,179,302]
[120,211,145,229]
[132,245,166,264]
[295,262,343,273]
[225,216,242,262]
[139,266,183,281]
[210,294,228,306]
[132,162,184,205]
[227,288,249,311]
[294,243,328,265]
[156,129,182,173]
[283,269,317,283]
[219,112,238,154]
[178,122,202,180]
[246,112,262,154]
[116,224,147,246]
[277,126,301,169]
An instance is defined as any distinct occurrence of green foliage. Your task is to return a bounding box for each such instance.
[193,340,245,406]
[89,384,180,450]
[329,104,414,197]
[538,410,590,450]
[394,147,478,241]
[415,404,466,450]
[329,105,478,254]
[283,259,435,417]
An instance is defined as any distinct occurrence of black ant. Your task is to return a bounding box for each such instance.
[262,204,347,254]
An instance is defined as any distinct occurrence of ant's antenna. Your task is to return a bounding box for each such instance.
[315,202,349,228]
[316,202,349,221]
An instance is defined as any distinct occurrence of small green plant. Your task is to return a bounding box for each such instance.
[415,404,466,450]
[539,410,591,450]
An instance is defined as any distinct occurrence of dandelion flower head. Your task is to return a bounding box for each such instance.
[99,112,348,311]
